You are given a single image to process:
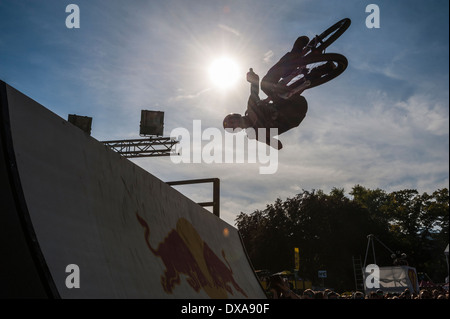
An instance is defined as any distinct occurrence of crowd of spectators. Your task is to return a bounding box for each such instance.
[266,275,449,299]
[316,287,449,299]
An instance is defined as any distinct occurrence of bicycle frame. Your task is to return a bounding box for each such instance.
[302,36,326,57]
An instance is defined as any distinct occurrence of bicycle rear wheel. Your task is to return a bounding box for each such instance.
[284,53,348,92]
[314,18,351,53]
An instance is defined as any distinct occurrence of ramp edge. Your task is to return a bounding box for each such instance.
[0,80,60,298]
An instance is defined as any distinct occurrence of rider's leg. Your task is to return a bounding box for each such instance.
[275,95,308,135]
[261,36,309,98]
[260,61,291,97]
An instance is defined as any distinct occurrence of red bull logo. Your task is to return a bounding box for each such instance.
[136,213,248,298]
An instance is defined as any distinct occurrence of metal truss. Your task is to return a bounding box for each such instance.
[101,136,179,158]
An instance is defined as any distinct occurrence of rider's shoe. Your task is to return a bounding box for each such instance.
[291,36,310,53]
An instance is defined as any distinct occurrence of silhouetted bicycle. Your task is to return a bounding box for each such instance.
[275,18,351,99]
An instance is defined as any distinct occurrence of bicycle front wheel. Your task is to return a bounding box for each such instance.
[314,18,351,52]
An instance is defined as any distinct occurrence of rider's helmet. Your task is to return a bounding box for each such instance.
[223,113,243,131]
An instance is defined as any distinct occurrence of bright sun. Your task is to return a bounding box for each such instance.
[208,57,240,89]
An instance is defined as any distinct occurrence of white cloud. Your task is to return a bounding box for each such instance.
[263,50,274,64]
[395,94,449,136]
[218,24,241,37]
[168,88,212,102]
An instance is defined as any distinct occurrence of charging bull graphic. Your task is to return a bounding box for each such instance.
[136,213,248,298]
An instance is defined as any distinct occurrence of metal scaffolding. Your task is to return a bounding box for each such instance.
[101,136,179,158]
[167,178,220,218]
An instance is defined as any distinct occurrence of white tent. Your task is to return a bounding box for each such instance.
[364,266,420,294]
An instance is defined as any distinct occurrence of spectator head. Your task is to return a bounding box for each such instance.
[419,289,431,299]
[376,289,384,298]
[353,291,364,299]
[314,291,324,299]
[302,289,314,299]
[327,291,339,299]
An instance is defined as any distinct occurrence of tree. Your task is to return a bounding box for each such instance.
[237,188,373,290]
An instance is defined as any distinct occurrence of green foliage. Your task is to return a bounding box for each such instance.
[235,186,449,292]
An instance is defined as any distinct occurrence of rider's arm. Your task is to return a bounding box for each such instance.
[247,68,260,103]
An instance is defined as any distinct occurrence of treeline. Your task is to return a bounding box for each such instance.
[235,185,449,292]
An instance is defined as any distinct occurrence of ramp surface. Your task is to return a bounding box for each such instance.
[0,80,266,299]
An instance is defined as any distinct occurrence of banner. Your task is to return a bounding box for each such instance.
[294,248,300,271]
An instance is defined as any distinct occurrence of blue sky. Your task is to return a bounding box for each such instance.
[1,0,448,226]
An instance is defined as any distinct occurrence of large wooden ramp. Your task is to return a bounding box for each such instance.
[0,80,266,299]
